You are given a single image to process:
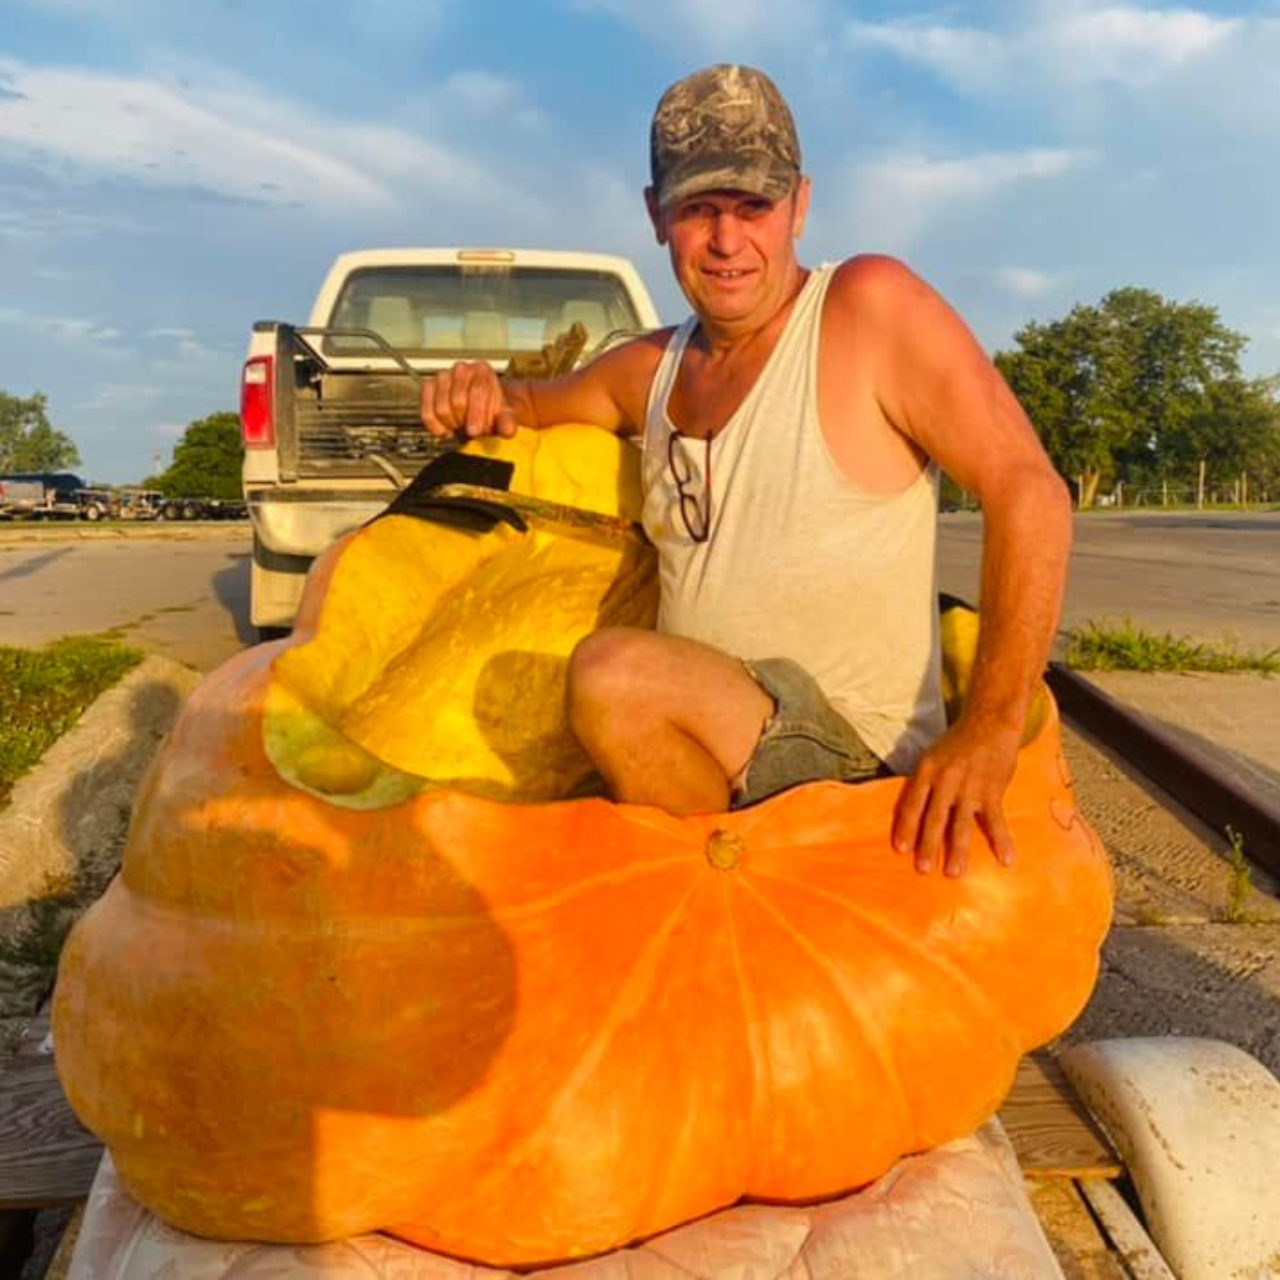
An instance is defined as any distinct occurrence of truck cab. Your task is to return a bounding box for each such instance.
[240,247,661,636]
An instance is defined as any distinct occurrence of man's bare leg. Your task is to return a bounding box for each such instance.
[567,627,773,814]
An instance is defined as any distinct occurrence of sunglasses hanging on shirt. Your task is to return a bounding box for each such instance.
[667,430,712,544]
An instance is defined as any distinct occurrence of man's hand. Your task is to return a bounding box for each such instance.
[891,717,1021,877]
[421,361,519,440]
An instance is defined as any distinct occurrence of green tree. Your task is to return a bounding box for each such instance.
[996,288,1262,506]
[156,412,243,499]
[0,391,81,472]
[996,303,1141,507]
[1157,375,1280,488]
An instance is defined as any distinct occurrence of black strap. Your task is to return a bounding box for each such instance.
[376,450,524,534]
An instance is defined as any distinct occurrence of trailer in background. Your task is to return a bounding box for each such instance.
[0,472,87,519]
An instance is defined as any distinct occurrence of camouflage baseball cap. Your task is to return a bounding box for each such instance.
[650,64,802,209]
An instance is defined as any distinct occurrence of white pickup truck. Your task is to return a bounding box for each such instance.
[239,247,662,636]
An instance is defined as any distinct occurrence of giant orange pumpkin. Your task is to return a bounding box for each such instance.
[53,426,1113,1269]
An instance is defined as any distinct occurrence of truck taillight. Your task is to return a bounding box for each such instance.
[240,356,275,447]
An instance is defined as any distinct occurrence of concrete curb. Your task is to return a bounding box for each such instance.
[1048,664,1280,879]
[0,654,201,913]
[0,524,248,545]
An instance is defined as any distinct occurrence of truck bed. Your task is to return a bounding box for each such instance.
[270,325,454,482]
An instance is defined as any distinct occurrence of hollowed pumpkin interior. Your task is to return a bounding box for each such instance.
[264,424,1040,810]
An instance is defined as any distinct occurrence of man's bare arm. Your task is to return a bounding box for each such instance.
[832,256,1072,875]
[421,333,669,441]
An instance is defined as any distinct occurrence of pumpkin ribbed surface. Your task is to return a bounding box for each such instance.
[52,427,1112,1268]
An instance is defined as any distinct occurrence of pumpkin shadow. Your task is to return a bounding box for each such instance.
[175,694,521,1118]
[58,667,520,1245]
[464,534,655,801]
[469,649,602,799]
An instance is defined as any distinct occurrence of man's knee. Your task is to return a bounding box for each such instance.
[567,627,655,723]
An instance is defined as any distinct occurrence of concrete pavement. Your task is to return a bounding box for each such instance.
[1083,669,1280,813]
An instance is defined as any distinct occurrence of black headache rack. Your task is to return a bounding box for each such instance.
[254,321,459,483]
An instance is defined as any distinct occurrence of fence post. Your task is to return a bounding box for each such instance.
[1197,460,1206,510]
[1162,478,1168,506]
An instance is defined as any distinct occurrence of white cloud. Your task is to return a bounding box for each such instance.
[844,20,1005,89]
[19,0,121,11]
[993,267,1064,299]
[1053,6,1238,80]
[845,148,1086,252]
[142,327,229,364]
[145,422,186,441]
[0,304,125,347]
[845,5,1242,91]
[77,383,162,413]
[435,71,549,132]
[0,58,522,216]
[0,204,139,242]
[0,62,392,209]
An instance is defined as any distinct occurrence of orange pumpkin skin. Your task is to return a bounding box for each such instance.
[53,635,1112,1267]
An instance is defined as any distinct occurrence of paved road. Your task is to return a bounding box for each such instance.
[0,529,253,670]
[939,510,1280,654]
[1,511,1277,671]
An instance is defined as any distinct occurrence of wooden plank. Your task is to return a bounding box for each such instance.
[1027,1180,1128,1280]
[44,1201,86,1280]
[0,1009,103,1209]
[1078,1179,1177,1279]
[998,1052,1123,1180]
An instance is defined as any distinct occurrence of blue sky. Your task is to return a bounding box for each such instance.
[2,0,1277,483]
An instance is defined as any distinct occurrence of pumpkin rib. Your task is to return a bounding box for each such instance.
[623,874,751,1242]
[722,875,770,1182]
[460,853,695,924]
[733,876,916,1158]
[746,864,1025,1058]
[462,878,704,1199]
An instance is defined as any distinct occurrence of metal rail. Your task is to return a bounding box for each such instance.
[1047,662,1280,880]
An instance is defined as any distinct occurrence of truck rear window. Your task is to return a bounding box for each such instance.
[324,266,644,359]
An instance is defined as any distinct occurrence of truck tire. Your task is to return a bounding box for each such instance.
[181,502,198,520]
[83,504,103,521]
[162,503,181,521]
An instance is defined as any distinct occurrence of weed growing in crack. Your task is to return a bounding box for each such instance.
[1223,825,1258,924]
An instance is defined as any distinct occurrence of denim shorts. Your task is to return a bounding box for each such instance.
[732,658,889,809]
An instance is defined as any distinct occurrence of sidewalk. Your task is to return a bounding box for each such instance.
[1080,669,1280,813]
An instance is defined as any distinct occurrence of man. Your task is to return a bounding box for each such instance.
[422,64,1072,879]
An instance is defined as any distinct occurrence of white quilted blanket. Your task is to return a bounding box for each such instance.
[67,1120,1063,1279]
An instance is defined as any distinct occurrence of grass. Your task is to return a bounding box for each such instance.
[1223,825,1259,924]
[0,634,144,808]
[1065,619,1280,674]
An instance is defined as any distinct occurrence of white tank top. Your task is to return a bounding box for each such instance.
[640,264,946,773]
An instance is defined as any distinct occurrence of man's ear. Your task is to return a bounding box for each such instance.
[791,176,812,239]
[644,186,668,245]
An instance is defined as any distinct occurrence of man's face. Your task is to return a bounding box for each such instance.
[645,179,811,329]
